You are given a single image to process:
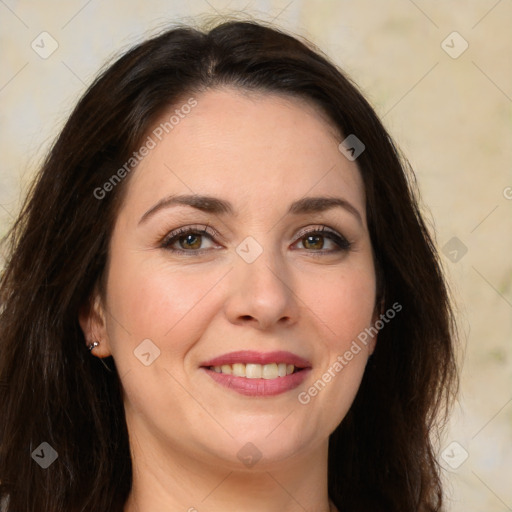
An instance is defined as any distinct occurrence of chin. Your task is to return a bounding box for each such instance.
[203,421,318,469]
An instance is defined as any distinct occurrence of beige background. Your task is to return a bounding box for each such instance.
[0,1,511,510]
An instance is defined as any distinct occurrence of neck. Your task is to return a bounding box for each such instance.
[123,431,335,512]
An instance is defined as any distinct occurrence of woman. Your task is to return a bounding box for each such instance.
[0,17,458,512]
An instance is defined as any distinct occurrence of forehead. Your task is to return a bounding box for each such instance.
[119,87,366,222]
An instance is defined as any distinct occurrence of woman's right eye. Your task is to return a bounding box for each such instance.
[160,226,219,255]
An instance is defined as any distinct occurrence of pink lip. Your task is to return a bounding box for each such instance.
[200,350,312,369]
[201,367,312,396]
[199,350,312,397]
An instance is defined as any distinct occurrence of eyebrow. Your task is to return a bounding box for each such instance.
[138,194,363,226]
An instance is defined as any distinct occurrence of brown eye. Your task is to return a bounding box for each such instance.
[294,227,352,253]
[302,234,325,250]
[176,233,202,250]
[161,226,219,254]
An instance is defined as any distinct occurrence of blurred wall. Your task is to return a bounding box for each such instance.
[0,1,511,510]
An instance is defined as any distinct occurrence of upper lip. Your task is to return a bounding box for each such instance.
[200,350,312,368]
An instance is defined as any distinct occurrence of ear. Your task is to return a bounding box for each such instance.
[78,286,113,358]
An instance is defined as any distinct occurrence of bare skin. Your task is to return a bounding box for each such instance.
[80,87,379,512]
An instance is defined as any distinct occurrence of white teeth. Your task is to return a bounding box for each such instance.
[220,364,232,375]
[232,363,246,377]
[210,362,298,378]
[245,363,262,379]
[262,363,278,379]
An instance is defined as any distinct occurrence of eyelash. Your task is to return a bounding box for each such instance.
[159,224,352,257]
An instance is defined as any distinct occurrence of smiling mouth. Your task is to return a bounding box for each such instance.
[200,351,311,396]
[205,362,304,379]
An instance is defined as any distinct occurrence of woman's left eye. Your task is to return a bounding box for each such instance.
[160,225,352,255]
[293,226,352,253]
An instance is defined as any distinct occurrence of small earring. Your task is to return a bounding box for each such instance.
[86,340,114,373]
[88,341,100,352]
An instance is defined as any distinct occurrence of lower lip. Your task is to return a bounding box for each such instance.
[201,367,311,396]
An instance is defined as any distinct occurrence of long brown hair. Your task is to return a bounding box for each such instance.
[0,16,458,511]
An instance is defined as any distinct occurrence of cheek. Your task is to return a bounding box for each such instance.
[105,251,225,356]
[308,263,377,348]
[298,263,375,424]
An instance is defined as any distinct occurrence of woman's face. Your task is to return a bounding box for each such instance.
[84,87,379,470]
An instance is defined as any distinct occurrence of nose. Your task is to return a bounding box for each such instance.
[224,240,300,330]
